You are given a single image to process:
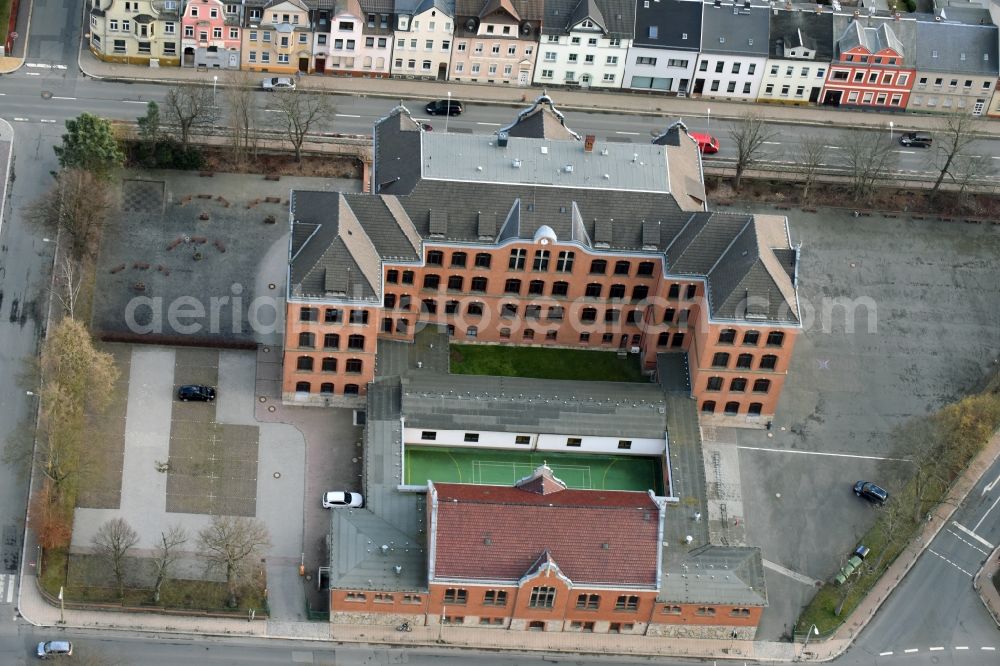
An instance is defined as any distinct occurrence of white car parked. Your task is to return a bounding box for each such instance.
[322,491,363,508]
[262,76,296,91]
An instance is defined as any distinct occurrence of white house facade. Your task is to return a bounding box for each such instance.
[532,0,632,89]
[392,0,455,79]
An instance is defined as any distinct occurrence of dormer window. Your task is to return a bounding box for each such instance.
[487,24,494,33]
[648,25,657,38]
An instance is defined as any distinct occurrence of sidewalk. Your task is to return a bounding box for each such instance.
[974,543,1000,628]
[75,48,1000,136]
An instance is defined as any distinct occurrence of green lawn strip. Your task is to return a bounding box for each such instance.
[450,344,645,382]
[0,0,11,45]
[60,579,266,613]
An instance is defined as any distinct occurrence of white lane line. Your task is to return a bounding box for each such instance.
[927,548,974,577]
[763,141,781,145]
[26,62,52,68]
[0,93,5,96]
[968,155,983,159]
[879,651,893,656]
[824,145,842,149]
[903,648,918,653]
[945,528,991,556]
[25,72,40,76]
[762,559,821,586]
[476,122,501,126]
[13,117,29,122]
[5,574,12,603]
[929,646,944,651]
[40,119,57,124]
[263,109,283,113]
[615,131,641,135]
[335,113,361,118]
[51,96,77,101]
[736,445,909,461]
[54,65,67,70]
[122,100,148,104]
[992,156,1000,160]
[973,493,1000,531]
[950,521,994,549]
[984,646,997,651]
[894,150,916,154]
[956,646,969,650]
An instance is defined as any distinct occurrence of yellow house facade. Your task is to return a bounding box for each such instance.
[88,0,182,66]
[242,0,313,73]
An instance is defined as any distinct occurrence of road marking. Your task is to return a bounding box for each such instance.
[992,156,1000,160]
[983,472,1000,495]
[25,72,40,76]
[894,150,916,154]
[26,62,52,68]
[984,646,997,651]
[956,646,969,650]
[879,651,893,656]
[927,548,973,577]
[335,113,361,118]
[13,117,29,122]
[762,559,821,586]
[51,96,77,101]
[973,493,1000,531]
[929,646,944,651]
[121,100,148,104]
[0,93,5,96]
[950,521,994,549]
[615,131,640,135]
[736,445,909,461]
[944,529,989,556]
[263,109,283,112]
[763,141,781,145]
[4,574,12,603]
[476,122,501,126]
[40,119,57,124]
[903,648,918,653]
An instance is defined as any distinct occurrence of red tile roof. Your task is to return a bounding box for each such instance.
[430,482,661,587]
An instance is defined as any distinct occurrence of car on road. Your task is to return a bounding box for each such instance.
[323,491,364,508]
[262,76,296,91]
[425,99,464,116]
[176,385,217,402]
[37,641,73,658]
[854,480,888,505]
[689,131,720,154]
[899,131,932,148]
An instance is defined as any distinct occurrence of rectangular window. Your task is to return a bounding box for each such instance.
[528,586,556,608]
[618,440,632,450]
[483,590,508,606]
[615,595,639,611]
[443,588,468,604]
[566,437,582,447]
[421,431,437,441]
[515,435,531,445]
[464,433,479,443]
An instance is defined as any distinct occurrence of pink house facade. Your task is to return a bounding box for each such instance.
[313,0,391,77]
[182,0,242,68]
[449,0,541,85]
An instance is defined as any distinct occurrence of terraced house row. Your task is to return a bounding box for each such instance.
[88,0,1000,115]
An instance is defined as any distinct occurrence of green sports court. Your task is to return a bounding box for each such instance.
[404,445,664,493]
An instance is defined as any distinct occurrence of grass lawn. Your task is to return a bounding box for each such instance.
[450,344,646,383]
[0,0,10,46]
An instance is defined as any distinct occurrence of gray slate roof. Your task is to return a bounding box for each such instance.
[498,95,582,140]
[394,0,454,17]
[541,0,633,38]
[401,373,670,438]
[700,0,771,57]
[915,18,999,74]
[633,0,703,51]
[768,8,834,61]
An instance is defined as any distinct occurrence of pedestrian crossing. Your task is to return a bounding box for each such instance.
[0,573,15,604]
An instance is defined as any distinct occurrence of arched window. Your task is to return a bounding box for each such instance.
[736,353,753,369]
[753,379,771,393]
[348,334,365,350]
[724,401,740,415]
[298,332,315,348]
[321,357,337,372]
[701,400,716,413]
[345,359,363,373]
[766,331,785,347]
[323,333,340,349]
[657,332,670,346]
[344,384,360,395]
[296,356,314,371]
[712,352,730,368]
[295,381,311,393]
[718,329,737,344]
[320,383,335,395]
[748,402,763,416]
[760,354,778,370]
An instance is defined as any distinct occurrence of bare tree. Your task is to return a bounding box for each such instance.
[92,517,139,600]
[51,257,82,318]
[151,525,188,603]
[838,126,895,204]
[223,69,260,166]
[930,111,982,194]
[198,515,270,607]
[272,90,334,162]
[795,134,827,204]
[728,112,777,191]
[29,169,112,261]
[163,84,215,148]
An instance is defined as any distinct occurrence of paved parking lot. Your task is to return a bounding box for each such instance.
[714,207,1000,639]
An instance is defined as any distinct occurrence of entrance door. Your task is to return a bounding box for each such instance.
[974,98,985,116]
[298,57,309,72]
[315,58,326,73]
[437,62,447,80]
[518,69,529,86]
[809,86,820,103]
[693,78,704,94]
[183,46,195,67]
[580,74,591,87]
[822,89,842,106]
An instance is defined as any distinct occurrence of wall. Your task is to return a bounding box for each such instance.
[622,46,697,93]
[391,8,454,79]
[908,71,993,115]
[532,32,629,89]
[757,58,828,104]
[403,427,664,456]
[692,53,766,99]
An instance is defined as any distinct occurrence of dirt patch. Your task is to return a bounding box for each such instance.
[76,344,131,510]
[201,148,362,179]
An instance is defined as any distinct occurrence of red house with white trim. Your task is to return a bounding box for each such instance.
[821,14,916,110]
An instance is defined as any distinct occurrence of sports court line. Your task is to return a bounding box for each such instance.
[737,446,909,462]
[762,559,821,587]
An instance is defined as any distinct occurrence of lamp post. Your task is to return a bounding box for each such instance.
[706,107,711,130]
[889,120,894,143]
[445,91,452,134]
[213,75,218,106]
[799,624,819,661]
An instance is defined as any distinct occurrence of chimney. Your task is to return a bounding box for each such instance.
[497,131,509,147]
[584,134,596,152]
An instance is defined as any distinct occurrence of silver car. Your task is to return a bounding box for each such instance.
[37,641,73,658]
[262,76,296,91]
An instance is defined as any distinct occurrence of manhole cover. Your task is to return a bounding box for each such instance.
[268,283,276,290]
[268,405,275,412]
[263,346,270,353]
[41,91,52,99]
[258,396,267,402]
[273,472,281,479]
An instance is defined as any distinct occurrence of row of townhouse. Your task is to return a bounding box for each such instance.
[87,0,1000,115]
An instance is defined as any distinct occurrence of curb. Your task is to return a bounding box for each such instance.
[973,544,1000,628]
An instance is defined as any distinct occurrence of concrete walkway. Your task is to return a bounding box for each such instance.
[974,543,1000,628]
[75,48,1000,136]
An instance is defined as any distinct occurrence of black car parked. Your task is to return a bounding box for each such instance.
[854,480,888,505]
[425,99,464,116]
[899,131,932,148]
[176,385,216,402]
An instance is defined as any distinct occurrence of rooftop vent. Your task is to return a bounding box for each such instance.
[497,131,509,147]
[512,158,522,168]
[393,565,403,575]
[564,164,574,173]
[540,146,549,154]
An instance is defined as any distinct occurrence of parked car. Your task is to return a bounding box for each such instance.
[421,123,434,131]
[899,131,932,148]
[425,99,464,116]
[262,76,296,91]
[36,641,73,659]
[689,131,720,154]
[854,480,888,505]
[176,385,216,402]
[323,491,364,508]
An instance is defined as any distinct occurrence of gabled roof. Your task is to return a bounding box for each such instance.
[394,0,455,17]
[360,0,395,14]
[428,479,662,587]
[832,14,917,61]
[768,7,834,61]
[633,0,702,50]
[454,0,542,22]
[915,18,999,74]
[700,0,771,57]
[498,94,582,141]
